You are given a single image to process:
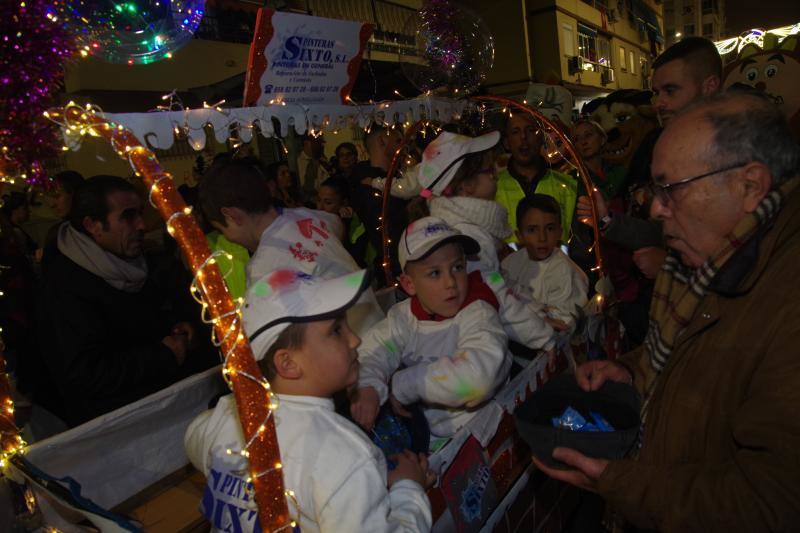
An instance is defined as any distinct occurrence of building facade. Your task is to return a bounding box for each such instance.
[527,0,665,100]
[663,0,726,47]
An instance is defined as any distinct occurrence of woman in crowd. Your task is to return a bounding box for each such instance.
[268,160,305,208]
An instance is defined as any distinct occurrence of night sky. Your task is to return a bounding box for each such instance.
[724,0,800,36]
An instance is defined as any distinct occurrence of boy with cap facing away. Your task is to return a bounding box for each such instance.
[184,269,433,533]
[198,157,383,337]
[350,217,513,442]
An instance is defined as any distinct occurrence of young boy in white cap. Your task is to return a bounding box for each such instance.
[350,217,513,442]
[184,269,433,533]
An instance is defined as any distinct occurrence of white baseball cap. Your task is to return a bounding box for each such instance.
[418,130,500,197]
[242,269,370,360]
[398,216,480,271]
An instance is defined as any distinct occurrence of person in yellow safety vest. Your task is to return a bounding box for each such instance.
[206,231,249,301]
[495,113,577,244]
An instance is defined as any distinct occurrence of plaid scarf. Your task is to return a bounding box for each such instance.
[639,177,799,430]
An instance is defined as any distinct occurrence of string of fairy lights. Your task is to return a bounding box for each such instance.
[0,332,26,471]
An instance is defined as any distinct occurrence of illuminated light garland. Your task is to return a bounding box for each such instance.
[45,103,291,532]
[715,23,800,56]
[0,334,26,471]
[381,120,427,283]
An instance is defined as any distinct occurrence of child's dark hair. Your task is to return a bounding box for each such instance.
[257,323,307,381]
[516,194,562,229]
[199,158,274,227]
[319,176,350,202]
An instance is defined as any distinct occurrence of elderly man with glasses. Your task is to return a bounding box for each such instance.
[536,91,800,532]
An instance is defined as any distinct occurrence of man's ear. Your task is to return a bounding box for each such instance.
[398,273,417,296]
[273,348,302,380]
[82,216,104,239]
[739,162,773,213]
[220,206,245,227]
[701,75,721,96]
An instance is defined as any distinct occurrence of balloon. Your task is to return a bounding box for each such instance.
[62,0,205,64]
[400,0,494,94]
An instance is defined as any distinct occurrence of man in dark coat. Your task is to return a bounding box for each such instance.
[35,175,201,427]
[537,93,800,531]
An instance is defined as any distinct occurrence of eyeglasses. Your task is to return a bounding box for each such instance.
[648,161,749,205]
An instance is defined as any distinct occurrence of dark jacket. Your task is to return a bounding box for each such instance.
[597,183,800,531]
[36,246,181,427]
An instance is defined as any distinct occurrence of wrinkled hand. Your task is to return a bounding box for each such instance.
[633,246,667,279]
[162,334,189,365]
[532,447,608,492]
[339,206,354,219]
[350,386,381,430]
[387,450,436,489]
[574,360,632,392]
[389,393,412,418]
[576,191,608,225]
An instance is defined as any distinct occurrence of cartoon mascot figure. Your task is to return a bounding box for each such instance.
[723,34,800,140]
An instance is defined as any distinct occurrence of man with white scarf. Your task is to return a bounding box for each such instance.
[36,175,196,427]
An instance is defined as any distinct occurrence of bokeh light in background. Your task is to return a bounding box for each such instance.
[400,0,494,95]
[62,0,205,64]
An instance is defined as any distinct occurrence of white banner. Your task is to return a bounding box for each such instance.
[244,9,374,106]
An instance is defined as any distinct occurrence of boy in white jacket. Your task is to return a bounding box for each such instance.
[350,217,513,440]
[185,269,433,533]
[198,157,383,337]
[502,194,588,328]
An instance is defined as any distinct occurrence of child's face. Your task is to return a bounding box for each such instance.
[400,243,469,318]
[317,186,344,216]
[517,208,561,261]
[291,315,361,396]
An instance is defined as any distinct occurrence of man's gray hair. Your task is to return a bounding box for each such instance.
[692,91,800,188]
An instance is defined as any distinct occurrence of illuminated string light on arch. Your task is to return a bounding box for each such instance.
[715,23,800,56]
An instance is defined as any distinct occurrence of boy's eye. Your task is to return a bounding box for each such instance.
[453,263,465,273]
[428,269,439,278]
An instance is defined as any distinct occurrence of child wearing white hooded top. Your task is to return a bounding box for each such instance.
[185,269,433,533]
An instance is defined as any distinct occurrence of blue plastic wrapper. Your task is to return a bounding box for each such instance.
[552,406,615,432]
